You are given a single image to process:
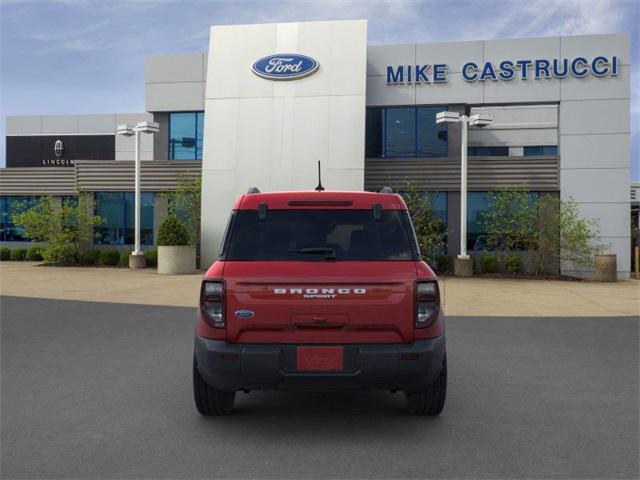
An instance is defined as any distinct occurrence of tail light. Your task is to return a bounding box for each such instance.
[201,281,225,328]
[415,281,440,328]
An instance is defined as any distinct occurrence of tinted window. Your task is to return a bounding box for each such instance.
[95,192,154,245]
[0,196,39,242]
[468,146,509,156]
[386,108,415,157]
[169,112,204,160]
[524,145,558,156]
[365,106,448,158]
[225,210,417,261]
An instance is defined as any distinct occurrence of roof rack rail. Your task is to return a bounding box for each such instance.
[247,187,261,194]
[379,186,393,194]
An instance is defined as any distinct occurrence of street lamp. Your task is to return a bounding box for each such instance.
[436,111,492,276]
[116,121,159,268]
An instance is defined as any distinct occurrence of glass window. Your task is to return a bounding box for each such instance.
[430,192,448,226]
[417,107,448,157]
[365,108,383,158]
[95,192,154,245]
[468,146,509,156]
[365,106,448,158]
[524,145,558,156]
[225,210,417,261]
[0,196,38,242]
[467,192,490,252]
[385,108,415,157]
[169,112,204,160]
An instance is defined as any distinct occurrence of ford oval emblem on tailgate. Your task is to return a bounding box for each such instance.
[235,310,255,318]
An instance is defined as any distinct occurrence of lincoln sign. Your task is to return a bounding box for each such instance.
[386,55,621,84]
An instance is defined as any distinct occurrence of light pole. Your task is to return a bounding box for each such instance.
[436,111,492,276]
[116,121,159,268]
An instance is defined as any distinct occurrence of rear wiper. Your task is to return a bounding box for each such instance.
[287,247,336,259]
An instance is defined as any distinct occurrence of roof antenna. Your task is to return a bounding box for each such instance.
[315,160,325,192]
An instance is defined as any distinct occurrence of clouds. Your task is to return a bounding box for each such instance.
[0,0,638,175]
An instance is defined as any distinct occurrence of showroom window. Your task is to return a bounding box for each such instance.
[524,146,558,156]
[365,106,448,158]
[169,112,204,160]
[467,192,540,252]
[468,146,509,156]
[94,192,154,245]
[0,196,39,242]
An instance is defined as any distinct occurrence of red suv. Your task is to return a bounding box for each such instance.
[193,189,446,415]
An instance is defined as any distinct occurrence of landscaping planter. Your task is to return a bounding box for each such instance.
[594,254,617,282]
[158,245,196,275]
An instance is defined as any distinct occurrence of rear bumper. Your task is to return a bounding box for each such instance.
[194,336,445,392]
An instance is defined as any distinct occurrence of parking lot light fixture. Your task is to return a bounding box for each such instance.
[116,121,159,268]
[436,111,492,275]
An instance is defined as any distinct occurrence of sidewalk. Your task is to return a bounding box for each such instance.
[0,262,638,317]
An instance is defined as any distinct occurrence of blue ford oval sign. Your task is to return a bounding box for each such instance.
[234,310,255,319]
[252,53,319,80]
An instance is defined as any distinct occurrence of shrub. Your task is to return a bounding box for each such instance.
[43,244,78,265]
[0,248,10,261]
[144,249,158,268]
[505,254,524,274]
[157,214,190,246]
[26,246,44,261]
[99,250,121,266]
[119,251,130,267]
[435,253,451,274]
[479,254,499,273]
[79,249,101,266]
[10,248,27,261]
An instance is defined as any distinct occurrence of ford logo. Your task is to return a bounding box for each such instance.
[252,53,319,81]
[234,310,255,319]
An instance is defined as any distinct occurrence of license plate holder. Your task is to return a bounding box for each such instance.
[296,346,344,371]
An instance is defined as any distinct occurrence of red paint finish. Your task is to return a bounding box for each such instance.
[296,346,344,371]
[197,190,444,345]
[233,190,408,210]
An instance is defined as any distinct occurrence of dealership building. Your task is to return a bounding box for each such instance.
[0,20,632,277]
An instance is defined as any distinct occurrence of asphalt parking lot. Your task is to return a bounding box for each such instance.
[1,296,638,479]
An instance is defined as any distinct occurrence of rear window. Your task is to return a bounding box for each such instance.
[223,209,418,261]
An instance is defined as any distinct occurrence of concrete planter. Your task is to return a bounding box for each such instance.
[594,254,617,282]
[157,245,196,275]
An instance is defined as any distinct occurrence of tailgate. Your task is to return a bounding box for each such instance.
[224,261,416,344]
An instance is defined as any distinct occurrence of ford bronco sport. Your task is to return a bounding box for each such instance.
[193,188,446,415]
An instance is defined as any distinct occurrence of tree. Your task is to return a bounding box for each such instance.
[11,196,104,265]
[401,183,447,263]
[163,173,201,245]
[480,188,537,252]
[531,195,604,275]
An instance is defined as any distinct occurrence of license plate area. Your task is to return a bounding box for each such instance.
[296,346,344,371]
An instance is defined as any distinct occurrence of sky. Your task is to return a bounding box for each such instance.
[1,0,638,178]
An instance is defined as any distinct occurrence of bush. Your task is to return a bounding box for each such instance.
[505,254,524,274]
[0,248,10,261]
[144,249,158,268]
[99,250,121,266]
[42,244,78,265]
[479,254,499,273]
[157,214,190,246]
[119,251,130,267]
[10,248,27,261]
[435,253,452,274]
[26,246,44,261]
[79,249,101,266]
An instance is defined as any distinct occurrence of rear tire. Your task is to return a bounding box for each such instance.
[404,355,447,415]
[193,354,236,415]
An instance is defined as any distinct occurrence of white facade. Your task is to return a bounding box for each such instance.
[200,20,368,266]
